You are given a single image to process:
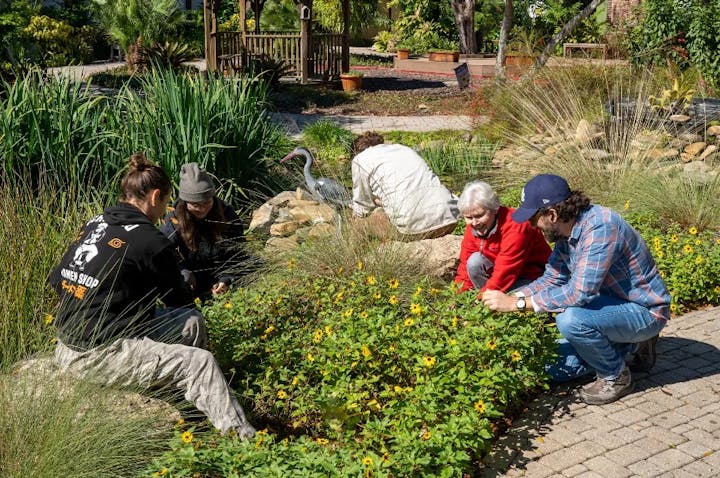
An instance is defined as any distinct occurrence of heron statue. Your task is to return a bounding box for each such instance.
[280,147,351,208]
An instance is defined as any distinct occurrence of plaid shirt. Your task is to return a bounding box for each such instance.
[518,205,671,321]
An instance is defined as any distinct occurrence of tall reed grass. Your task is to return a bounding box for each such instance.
[0,69,290,206]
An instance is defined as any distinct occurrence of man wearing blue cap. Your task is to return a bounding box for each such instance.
[482,174,671,405]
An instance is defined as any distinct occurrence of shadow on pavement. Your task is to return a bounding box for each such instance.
[360,76,449,92]
[478,335,720,477]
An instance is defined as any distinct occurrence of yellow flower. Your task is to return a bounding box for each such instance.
[683,244,694,254]
[343,308,354,318]
[224,301,233,309]
[670,303,678,313]
[373,292,382,299]
[409,303,422,315]
[44,314,54,325]
[656,251,664,258]
[474,400,486,413]
[316,438,329,446]
[313,329,324,343]
[362,456,373,466]
[511,350,521,362]
[421,430,431,441]
[714,286,720,294]
[292,376,299,386]
[422,356,436,368]
[360,311,369,319]
[389,295,399,305]
[413,286,423,297]
[389,344,397,351]
[388,278,399,289]
[175,418,185,427]
[265,325,276,334]
[670,234,679,243]
[366,275,377,285]
[153,468,168,477]
[486,339,497,350]
[334,291,344,303]
[277,389,287,399]
[181,430,193,443]
[695,256,704,264]
[382,452,390,463]
[716,238,720,246]
[448,338,457,346]
[404,317,415,326]
[695,239,701,245]
[394,385,404,393]
[324,325,332,334]
[338,266,344,274]
[361,345,371,358]
[624,200,630,210]
[307,352,315,362]
[429,288,440,295]
[367,399,381,410]
[194,297,202,307]
[288,258,296,269]
[451,315,458,327]
[356,261,364,270]
[689,226,698,235]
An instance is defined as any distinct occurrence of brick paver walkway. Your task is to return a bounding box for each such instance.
[482,306,720,477]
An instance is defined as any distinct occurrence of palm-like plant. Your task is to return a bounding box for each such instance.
[90,0,182,71]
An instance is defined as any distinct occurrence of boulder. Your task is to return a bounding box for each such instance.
[678,133,703,143]
[669,114,691,123]
[684,141,707,157]
[699,145,718,161]
[288,203,337,225]
[270,221,300,237]
[248,203,275,233]
[707,125,720,136]
[379,234,463,281]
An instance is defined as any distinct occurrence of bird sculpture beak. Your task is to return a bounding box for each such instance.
[280,151,297,163]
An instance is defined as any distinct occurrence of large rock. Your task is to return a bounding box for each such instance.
[699,145,718,161]
[707,125,720,136]
[684,141,707,157]
[379,234,463,281]
[288,203,337,224]
[248,203,275,233]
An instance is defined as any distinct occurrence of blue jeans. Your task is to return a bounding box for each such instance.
[547,295,667,382]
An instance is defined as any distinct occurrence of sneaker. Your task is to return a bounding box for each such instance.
[628,335,659,372]
[579,366,634,405]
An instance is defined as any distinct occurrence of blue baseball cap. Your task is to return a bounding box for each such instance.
[512,174,572,223]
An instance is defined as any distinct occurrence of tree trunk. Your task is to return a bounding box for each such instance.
[451,0,477,54]
[533,0,604,69]
[494,0,513,81]
[251,0,267,34]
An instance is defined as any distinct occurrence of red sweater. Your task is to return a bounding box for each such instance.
[455,206,551,293]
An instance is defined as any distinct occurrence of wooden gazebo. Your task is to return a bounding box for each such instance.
[203,0,350,83]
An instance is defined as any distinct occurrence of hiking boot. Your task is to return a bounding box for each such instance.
[628,335,659,373]
[579,366,634,405]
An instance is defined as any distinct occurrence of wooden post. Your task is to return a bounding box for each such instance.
[299,10,309,84]
[239,0,246,43]
[204,0,219,71]
[341,0,349,73]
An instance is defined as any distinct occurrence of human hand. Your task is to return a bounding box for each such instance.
[481,289,517,312]
[212,282,228,295]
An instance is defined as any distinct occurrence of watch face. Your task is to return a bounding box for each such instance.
[517,298,526,310]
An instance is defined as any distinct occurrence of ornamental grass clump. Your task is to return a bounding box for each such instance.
[178,267,559,477]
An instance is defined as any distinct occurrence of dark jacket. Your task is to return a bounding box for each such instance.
[159,199,248,297]
[48,203,193,349]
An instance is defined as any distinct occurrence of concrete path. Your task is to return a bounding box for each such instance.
[482,306,720,477]
[270,112,476,136]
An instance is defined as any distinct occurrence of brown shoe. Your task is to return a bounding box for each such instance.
[628,335,659,372]
[579,366,634,405]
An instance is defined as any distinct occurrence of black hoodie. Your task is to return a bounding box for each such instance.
[49,203,193,349]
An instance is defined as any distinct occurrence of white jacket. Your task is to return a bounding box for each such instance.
[351,144,460,235]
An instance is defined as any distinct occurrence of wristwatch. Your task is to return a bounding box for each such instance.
[516,296,526,312]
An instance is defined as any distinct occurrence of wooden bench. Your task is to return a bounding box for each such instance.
[563,43,607,59]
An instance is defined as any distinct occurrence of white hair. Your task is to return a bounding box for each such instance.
[457,181,500,213]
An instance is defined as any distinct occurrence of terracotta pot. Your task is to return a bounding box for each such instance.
[339,74,362,91]
[429,51,460,62]
[396,49,410,60]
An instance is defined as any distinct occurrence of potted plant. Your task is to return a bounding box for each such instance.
[428,49,460,62]
[339,70,363,91]
[504,28,543,68]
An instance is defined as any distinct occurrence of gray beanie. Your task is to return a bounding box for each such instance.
[179,163,215,203]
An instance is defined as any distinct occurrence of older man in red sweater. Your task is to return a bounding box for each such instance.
[455,181,551,293]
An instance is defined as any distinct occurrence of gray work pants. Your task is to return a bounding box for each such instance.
[54,309,255,438]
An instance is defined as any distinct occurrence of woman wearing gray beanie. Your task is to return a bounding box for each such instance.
[160,163,252,298]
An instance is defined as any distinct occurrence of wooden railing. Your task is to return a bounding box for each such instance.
[215,31,343,81]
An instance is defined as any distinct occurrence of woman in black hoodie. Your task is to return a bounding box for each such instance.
[49,153,255,438]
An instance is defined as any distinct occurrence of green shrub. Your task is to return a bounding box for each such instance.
[625,210,720,313]
[180,268,558,477]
